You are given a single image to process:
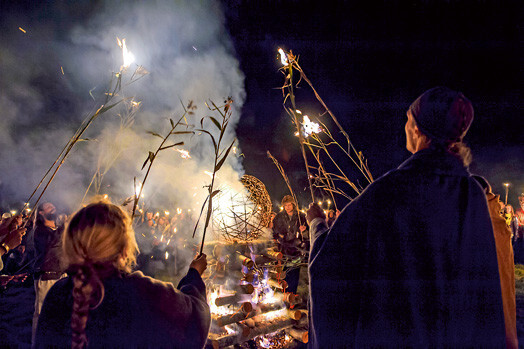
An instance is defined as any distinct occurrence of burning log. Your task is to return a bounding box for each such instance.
[267,278,287,291]
[241,302,253,313]
[214,302,283,327]
[231,270,254,283]
[215,294,242,307]
[287,328,308,344]
[264,249,283,260]
[209,316,297,348]
[287,309,302,321]
[238,284,254,294]
[282,292,295,303]
[236,253,254,268]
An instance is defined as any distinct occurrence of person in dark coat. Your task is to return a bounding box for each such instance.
[307,87,505,348]
[272,195,307,293]
[35,200,210,349]
[31,202,66,344]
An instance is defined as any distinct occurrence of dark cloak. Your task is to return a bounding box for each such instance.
[309,148,505,348]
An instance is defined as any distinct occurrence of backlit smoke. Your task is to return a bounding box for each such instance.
[0,0,246,221]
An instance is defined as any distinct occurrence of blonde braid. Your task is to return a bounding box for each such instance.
[71,264,104,349]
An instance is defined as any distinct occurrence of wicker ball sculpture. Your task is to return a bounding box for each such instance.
[212,175,273,242]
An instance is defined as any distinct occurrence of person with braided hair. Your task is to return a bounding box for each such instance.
[35,200,210,348]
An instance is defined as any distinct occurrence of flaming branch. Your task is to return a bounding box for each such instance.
[278,48,373,203]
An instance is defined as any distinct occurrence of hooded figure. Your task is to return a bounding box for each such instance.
[308,87,505,348]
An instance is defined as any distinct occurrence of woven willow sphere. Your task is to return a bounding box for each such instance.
[212,175,272,242]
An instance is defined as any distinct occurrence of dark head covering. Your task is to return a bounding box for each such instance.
[408,86,474,143]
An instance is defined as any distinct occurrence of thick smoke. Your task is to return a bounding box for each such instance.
[0,0,246,226]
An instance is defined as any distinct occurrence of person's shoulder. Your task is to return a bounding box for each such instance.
[126,270,176,292]
[44,276,72,303]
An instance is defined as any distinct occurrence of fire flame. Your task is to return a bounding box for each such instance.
[278,48,289,66]
[176,149,191,159]
[135,182,144,198]
[302,115,321,137]
[116,37,135,69]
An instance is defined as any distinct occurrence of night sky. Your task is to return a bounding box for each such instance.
[0,0,522,211]
[224,0,523,208]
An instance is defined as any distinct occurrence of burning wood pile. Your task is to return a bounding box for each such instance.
[204,240,308,348]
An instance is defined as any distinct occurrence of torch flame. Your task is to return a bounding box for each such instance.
[302,115,322,137]
[135,182,144,198]
[278,48,289,66]
[176,149,191,159]
[117,37,135,70]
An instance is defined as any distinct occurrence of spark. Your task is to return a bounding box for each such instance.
[60,66,64,75]
[278,48,288,66]
[204,171,213,178]
[192,46,198,51]
[165,251,169,260]
[10,210,17,215]
[504,183,510,187]
[177,208,182,215]
[131,100,141,108]
[164,210,170,216]
[18,27,26,34]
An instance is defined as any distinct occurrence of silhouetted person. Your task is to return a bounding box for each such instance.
[307,87,505,347]
[35,199,210,348]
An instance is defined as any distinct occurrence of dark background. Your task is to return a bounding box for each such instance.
[0,0,522,210]
[224,0,523,208]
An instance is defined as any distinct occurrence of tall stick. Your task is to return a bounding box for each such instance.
[285,59,315,203]
[131,113,189,219]
[267,151,303,226]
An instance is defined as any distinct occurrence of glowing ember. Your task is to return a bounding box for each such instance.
[176,208,182,215]
[116,37,135,69]
[164,210,170,216]
[176,149,191,159]
[204,170,214,178]
[18,27,26,33]
[278,48,288,66]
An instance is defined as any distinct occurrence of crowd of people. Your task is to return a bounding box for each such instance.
[0,86,521,348]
